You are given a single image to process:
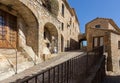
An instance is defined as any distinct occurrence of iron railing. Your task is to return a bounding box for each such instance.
[18,57,76,83]
[86,46,104,69]
[92,56,105,83]
[16,46,104,83]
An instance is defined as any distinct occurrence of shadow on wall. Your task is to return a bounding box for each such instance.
[70,38,80,50]
[65,38,79,51]
[102,75,120,83]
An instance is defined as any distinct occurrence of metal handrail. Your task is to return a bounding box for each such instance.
[14,46,104,83]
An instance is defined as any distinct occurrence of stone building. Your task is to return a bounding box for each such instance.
[85,18,120,72]
[0,0,80,79]
[57,0,80,51]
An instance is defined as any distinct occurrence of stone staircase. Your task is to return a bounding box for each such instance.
[0,49,34,81]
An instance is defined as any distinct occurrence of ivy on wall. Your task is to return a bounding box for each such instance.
[43,0,59,16]
[50,0,59,16]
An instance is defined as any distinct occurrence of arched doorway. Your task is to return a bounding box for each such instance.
[44,22,58,53]
[61,35,64,52]
[0,0,38,54]
[0,0,39,75]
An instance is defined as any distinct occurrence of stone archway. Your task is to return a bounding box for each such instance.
[0,0,39,54]
[79,33,87,51]
[79,39,87,51]
[44,22,58,53]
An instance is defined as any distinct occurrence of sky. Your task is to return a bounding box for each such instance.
[68,0,120,33]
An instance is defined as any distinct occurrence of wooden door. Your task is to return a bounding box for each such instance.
[0,10,17,48]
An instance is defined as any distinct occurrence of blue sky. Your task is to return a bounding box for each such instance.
[68,0,120,33]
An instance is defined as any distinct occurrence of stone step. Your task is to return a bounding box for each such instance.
[0,49,17,54]
[7,56,28,65]
[0,49,35,81]
[0,53,28,64]
[0,61,34,81]
[0,49,30,72]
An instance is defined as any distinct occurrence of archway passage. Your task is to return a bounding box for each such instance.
[79,38,87,51]
[44,22,58,53]
[0,9,17,48]
[79,33,87,51]
[80,39,87,51]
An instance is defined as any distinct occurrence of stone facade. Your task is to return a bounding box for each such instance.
[110,32,120,72]
[0,0,80,66]
[84,18,120,72]
[57,0,80,51]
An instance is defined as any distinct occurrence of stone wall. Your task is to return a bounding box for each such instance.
[110,32,120,72]
[85,18,120,72]
[0,1,39,61]
[86,27,113,71]
[20,0,61,56]
[57,0,80,51]
[86,28,109,51]
[0,0,61,60]
[0,0,80,62]
[86,18,109,29]
[108,23,117,31]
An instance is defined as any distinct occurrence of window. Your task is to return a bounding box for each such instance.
[0,10,18,48]
[62,4,64,17]
[61,23,64,31]
[70,18,72,25]
[73,23,74,28]
[44,32,46,39]
[70,29,71,35]
[93,37,98,47]
[118,41,120,49]
[100,37,104,46]
[0,13,6,40]
[67,40,70,47]
[93,37,104,48]
[0,16,5,27]
[95,25,101,28]
[67,23,70,28]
